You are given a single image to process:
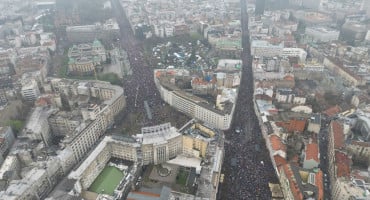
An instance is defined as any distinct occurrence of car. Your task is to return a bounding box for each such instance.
[235,127,241,134]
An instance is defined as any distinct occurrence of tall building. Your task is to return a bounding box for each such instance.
[21,79,40,102]
[255,0,266,15]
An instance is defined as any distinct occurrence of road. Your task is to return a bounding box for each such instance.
[112,0,278,199]
[217,0,278,199]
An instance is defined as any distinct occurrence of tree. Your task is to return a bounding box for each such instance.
[7,120,24,135]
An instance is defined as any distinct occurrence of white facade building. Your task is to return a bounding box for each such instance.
[305,27,340,43]
[21,79,40,101]
[251,40,284,57]
[281,48,307,62]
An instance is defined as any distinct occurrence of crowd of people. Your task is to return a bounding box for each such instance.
[115,0,278,199]
[218,0,278,199]
[113,0,188,128]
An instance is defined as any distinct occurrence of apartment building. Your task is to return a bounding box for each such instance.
[154,70,234,130]
[66,19,120,43]
[137,123,183,165]
[21,78,40,102]
[279,163,324,200]
[67,39,106,75]
[251,40,284,57]
[305,27,340,43]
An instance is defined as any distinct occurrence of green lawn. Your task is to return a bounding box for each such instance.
[176,169,189,186]
[89,166,124,195]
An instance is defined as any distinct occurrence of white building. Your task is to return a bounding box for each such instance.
[281,48,307,62]
[154,70,235,130]
[251,40,284,57]
[23,107,53,146]
[21,79,40,102]
[305,27,340,43]
[332,178,370,200]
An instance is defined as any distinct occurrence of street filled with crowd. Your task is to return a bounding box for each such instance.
[218,0,278,199]
[112,0,189,128]
[114,0,278,199]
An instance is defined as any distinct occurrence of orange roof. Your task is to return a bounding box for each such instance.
[269,135,287,152]
[276,119,306,133]
[283,74,294,81]
[323,105,341,117]
[305,143,319,162]
[315,170,324,200]
[274,155,287,168]
[335,151,351,178]
[280,164,303,200]
[331,121,344,149]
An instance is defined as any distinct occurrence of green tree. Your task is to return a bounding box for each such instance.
[7,120,24,135]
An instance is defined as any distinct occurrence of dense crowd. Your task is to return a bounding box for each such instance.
[113,0,188,127]
[114,0,278,199]
[218,0,278,199]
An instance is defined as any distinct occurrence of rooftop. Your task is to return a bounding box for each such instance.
[269,134,286,152]
[331,120,345,149]
[137,123,181,145]
[334,151,351,179]
[305,143,319,163]
[280,164,323,200]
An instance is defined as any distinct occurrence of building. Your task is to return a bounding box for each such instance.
[1,159,64,200]
[332,178,370,200]
[305,27,340,43]
[307,114,321,134]
[136,123,182,165]
[251,40,284,57]
[48,110,82,137]
[323,57,365,86]
[353,115,370,142]
[340,22,367,44]
[0,126,15,161]
[66,19,120,43]
[68,135,140,197]
[64,81,126,163]
[268,134,287,174]
[154,69,235,130]
[303,143,320,170]
[346,141,370,163]
[275,118,306,133]
[67,39,106,75]
[281,48,307,62]
[279,163,324,200]
[49,120,224,200]
[21,79,40,102]
[22,107,54,146]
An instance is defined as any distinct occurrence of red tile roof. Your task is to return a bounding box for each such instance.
[323,105,341,117]
[305,143,319,163]
[274,155,287,168]
[331,121,345,149]
[276,119,307,133]
[269,134,287,152]
[283,74,294,81]
[280,164,303,200]
[335,151,351,178]
[315,170,324,200]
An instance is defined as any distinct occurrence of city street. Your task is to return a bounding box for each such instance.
[217,0,278,199]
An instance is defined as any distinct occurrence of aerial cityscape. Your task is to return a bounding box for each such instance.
[0,0,369,199]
